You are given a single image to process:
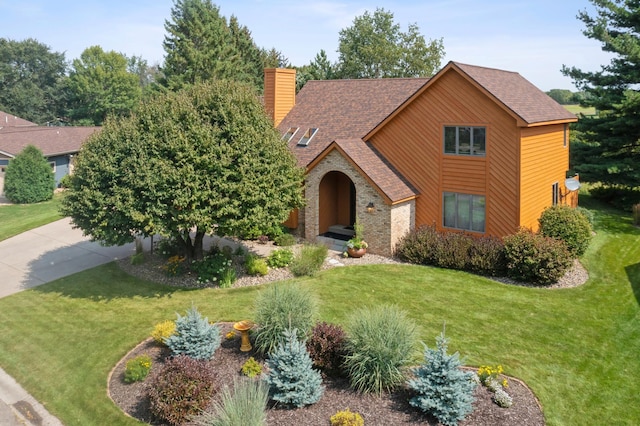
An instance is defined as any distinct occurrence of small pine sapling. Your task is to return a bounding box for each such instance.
[407,329,476,426]
[165,306,221,360]
[265,328,323,408]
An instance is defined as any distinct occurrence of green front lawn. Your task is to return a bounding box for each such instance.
[0,196,637,425]
[0,193,64,241]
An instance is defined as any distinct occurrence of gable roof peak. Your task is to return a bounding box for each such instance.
[445,61,577,125]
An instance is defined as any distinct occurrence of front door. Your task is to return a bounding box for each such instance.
[318,171,356,235]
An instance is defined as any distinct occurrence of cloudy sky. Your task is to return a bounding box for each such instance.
[0,0,613,91]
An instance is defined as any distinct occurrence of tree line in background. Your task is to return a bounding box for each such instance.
[0,3,445,127]
[545,89,590,105]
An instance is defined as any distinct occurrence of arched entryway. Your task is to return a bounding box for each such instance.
[318,171,356,238]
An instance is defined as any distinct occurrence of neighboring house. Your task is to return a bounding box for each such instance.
[263,62,579,256]
[0,111,99,186]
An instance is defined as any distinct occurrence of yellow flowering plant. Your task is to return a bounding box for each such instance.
[477,365,509,388]
[151,320,176,345]
[330,408,364,426]
[162,255,186,276]
[124,354,152,383]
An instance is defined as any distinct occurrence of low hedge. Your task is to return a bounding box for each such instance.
[395,225,506,277]
[396,224,573,285]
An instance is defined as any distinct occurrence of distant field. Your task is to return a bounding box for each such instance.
[564,104,596,115]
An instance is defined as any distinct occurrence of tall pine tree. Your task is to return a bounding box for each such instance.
[162,0,238,89]
[563,0,640,188]
[162,0,283,92]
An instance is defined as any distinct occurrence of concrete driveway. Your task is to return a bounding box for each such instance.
[0,217,146,425]
[0,217,145,298]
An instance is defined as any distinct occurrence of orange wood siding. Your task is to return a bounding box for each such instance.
[369,69,520,237]
[441,157,486,192]
[283,208,298,229]
[263,68,296,127]
[519,124,569,230]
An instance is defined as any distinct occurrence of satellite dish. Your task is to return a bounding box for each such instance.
[565,178,581,192]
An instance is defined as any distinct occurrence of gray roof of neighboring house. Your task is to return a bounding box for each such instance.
[0,126,100,158]
[0,111,38,128]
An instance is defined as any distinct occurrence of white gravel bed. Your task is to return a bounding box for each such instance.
[117,240,587,290]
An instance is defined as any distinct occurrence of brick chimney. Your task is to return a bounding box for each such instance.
[264,68,296,127]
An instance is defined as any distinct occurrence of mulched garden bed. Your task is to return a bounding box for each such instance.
[108,323,545,426]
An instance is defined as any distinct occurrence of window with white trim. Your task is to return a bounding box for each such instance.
[444,126,486,156]
[297,128,318,146]
[443,192,485,232]
[282,127,299,142]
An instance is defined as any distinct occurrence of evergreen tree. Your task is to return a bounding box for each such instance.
[296,50,336,91]
[162,0,284,93]
[265,328,323,408]
[162,0,234,89]
[407,330,476,426]
[3,145,54,204]
[165,306,221,360]
[228,15,266,91]
[562,0,640,187]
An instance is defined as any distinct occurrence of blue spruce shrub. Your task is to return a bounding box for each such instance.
[165,306,221,360]
[407,330,476,426]
[265,328,323,408]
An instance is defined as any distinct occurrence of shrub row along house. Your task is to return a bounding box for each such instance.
[265,62,579,256]
[0,111,99,187]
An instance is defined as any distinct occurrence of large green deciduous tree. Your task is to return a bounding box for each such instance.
[66,46,142,125]
[4,145,54,204]
[337,8,444,79]
[62,80,305,261]
[0,38,67,124]
[562,0,640,187]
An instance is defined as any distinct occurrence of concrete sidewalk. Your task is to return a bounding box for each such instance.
[0,217,144,425]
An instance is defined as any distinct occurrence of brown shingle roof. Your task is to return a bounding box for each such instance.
[280,78,429,167]
[281,61,576,203]
[0,111,37,128]
[452,62,577,125]
[309,139,418,203]
[0,126,100,157]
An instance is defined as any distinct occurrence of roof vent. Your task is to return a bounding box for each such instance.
[297,128,318,146]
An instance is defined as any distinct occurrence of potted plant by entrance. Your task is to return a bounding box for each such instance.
[346,219,368,258]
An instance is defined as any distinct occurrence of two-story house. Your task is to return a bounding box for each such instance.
[263,62,578,256]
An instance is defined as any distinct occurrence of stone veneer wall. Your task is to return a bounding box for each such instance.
[304,150,414,257]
